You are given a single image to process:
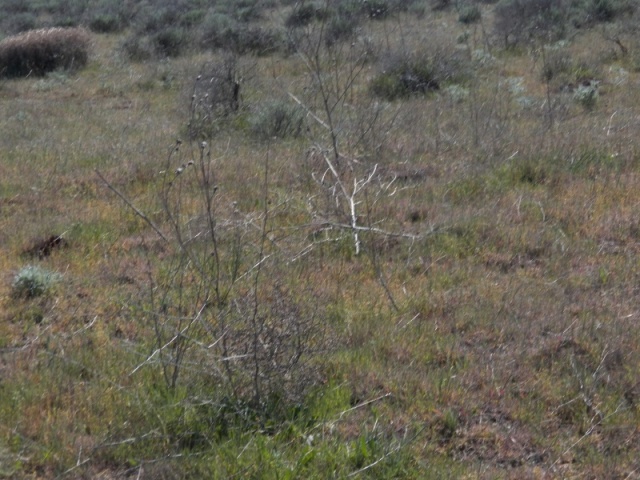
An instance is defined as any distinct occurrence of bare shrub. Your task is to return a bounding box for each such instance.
[102,135,331,426]
[185,55,249,140]
[0,27,90,78]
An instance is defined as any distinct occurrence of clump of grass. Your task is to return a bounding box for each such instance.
[12,265,61,299]
[0,27,90,78]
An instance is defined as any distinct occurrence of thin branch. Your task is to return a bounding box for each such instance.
[347,443,403,478]
[288,92,330,130]
[335,392,392,424]
[129,302,207,376]
[95,169,169,243]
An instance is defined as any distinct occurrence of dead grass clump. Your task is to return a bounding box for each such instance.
[0,27,90,78]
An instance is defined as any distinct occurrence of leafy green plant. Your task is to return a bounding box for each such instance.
[12,265,61,299]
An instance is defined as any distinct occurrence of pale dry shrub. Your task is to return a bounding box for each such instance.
[0,27,90,78]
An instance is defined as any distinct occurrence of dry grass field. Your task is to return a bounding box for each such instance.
[1,0,639,478]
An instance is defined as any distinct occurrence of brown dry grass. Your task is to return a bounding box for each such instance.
[0,27,91,77]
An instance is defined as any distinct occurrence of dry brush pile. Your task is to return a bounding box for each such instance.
[0,27,90,78]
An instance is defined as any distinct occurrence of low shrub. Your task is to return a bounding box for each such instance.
[371,55,440,100]
[325,12,360,47]
[120,34,154,62]
[0,27,90,78]
[285,3,322,28]
[362,0,391,19]
[541,48,573,82]
[12,265,61,299]
[199,12,239,50]
[89,13,126,34]
[494,0,567,47]
[431,0,453,10]
[199,12,280,55]
[7,12,38,34]
[249,100,305,140]
[236,26,282,55]
[153,27,186,58]
[458,4,482,24]
[180,8,207,27]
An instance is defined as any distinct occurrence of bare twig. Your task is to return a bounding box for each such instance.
[95,169,169,243]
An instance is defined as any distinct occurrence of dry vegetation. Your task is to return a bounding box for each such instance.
[1,0,640,478]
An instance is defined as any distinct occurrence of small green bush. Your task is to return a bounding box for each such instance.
[362,0,391,19]
[237,26,282,55]
[8,12,38,34]
[458,4,482,24]
[285,3,321,28]
[89,13,126,33]
[180,9,207,27]
[371,55,440,100]
[0,27,90,78]
[12,265,61,299]
[541,48,572,82]
[199,12,239,50]
[325,12,359,47]
[431,0,452,10]
[153,27,186,58]
[120,34,154,62]
[249,100,305,140]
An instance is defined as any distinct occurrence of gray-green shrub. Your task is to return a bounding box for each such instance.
[250,100,305,140]
[370,55,440,100]
[458,4,482,24]
[12,265,61,299]
[89,13,126,33]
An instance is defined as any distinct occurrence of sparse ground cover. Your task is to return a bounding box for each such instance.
[1,0,640,478]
